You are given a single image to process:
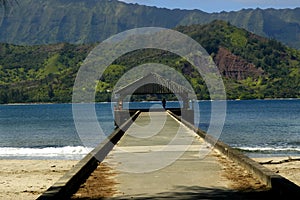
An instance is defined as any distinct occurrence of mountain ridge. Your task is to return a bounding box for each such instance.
[0,0,300,48]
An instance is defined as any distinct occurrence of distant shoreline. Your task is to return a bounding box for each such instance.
[1,98,300,106]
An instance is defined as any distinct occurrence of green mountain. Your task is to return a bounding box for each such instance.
[176,21,300,99]
[0,21,299,103]
[1,0,300,48]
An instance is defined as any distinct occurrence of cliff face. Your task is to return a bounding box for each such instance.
[214,47,264,80]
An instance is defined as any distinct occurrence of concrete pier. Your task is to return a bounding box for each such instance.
[72,112,271,199]
[107,112,232,197]
[40,110,300,199]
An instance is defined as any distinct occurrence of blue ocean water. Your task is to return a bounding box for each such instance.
[0,103,115,159]
[217,100,300,157]
[0,100,299,159]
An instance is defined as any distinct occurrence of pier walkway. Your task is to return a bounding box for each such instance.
[72,111,269,199]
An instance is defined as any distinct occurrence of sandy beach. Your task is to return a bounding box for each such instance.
[253,157,300,186]
[0,157,299,199]
[0,160,78,200]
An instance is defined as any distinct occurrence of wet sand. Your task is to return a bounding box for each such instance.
[0,160,78,200]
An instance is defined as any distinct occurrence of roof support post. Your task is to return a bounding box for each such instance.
[182,92,189,109]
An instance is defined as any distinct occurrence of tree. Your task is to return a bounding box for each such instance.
[0,0,17,11]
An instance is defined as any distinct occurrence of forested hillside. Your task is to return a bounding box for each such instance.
[0,21,299,103]
[177,21,300,99]
[0,43,93,103]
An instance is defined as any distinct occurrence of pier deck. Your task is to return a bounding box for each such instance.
[109,112,229,197]
[72,111,269,199]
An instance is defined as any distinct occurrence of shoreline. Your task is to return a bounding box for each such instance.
[1,98,300,105]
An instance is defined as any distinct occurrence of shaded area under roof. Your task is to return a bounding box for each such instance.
[114,72,193,98]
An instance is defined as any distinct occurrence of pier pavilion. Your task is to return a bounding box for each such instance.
[113,72,194,127]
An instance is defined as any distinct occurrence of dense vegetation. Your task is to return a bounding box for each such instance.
[0,21,299,103]
[177,21,300,99]
[0,43,93,103]
[1,0,300,48]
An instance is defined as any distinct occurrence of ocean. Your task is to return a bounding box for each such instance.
[0,100,299,159]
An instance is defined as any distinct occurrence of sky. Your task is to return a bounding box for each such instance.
[119,0,300,13]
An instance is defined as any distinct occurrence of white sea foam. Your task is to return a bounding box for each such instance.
[0,146,93,160]
[237,146,300,153]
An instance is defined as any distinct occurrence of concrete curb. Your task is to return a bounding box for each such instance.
[37,111,141,200]
[167,110,300,198]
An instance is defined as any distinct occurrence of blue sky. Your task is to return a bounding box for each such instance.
[119,0,300,13]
